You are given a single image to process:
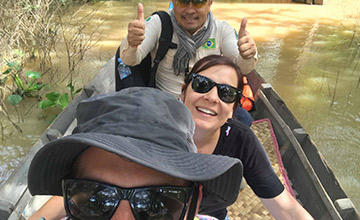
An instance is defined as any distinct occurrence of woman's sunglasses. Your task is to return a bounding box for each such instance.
[62,179,194,220]
[175,0,208,8]
[187,73,242,103]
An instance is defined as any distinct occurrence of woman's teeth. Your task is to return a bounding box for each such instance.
[197,107,216,116]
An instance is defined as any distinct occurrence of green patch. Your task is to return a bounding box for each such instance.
[145,16,152,22]
[203,38,216,49]
[8,94,23,106]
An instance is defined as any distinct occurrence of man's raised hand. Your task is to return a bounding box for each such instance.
[127,3,145,48]
[237,17,257,60]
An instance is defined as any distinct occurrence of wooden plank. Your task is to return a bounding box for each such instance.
[255,87,343,220]
[258,84,359,219]
[246,69,265,99]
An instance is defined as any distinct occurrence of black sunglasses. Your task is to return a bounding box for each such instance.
[62,179,194,220]
[186,73,242,103]
[175,0,208,8]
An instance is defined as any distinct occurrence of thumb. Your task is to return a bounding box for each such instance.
[137,3,144,21]
[239,17,247,37]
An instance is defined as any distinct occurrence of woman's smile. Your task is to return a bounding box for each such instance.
[196,107,217,116]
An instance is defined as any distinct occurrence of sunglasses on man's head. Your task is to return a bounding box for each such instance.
[62,179,194,220]
[175,0,208,8]
[187,73,242,103]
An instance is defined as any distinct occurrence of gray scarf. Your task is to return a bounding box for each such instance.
[170,10,214,75]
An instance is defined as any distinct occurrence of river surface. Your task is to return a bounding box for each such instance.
[0,0,359,212]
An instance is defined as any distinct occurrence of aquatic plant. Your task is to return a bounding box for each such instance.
[0,0,102,137]
[39,81,82,111]
[2,61,47,106]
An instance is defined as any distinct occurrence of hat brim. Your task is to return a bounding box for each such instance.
[28,132,243,205]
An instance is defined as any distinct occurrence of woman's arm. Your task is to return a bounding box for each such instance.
[260,189,314,220]
[28,196,66,220]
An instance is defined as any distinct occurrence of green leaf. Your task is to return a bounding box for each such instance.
[39,99,56,109]
[45,92,60,102]
[0,77,8,85]
[74,88,82,94]
[25,71,41,79]
[2,68,12,75]
[25,81,46,92]
[14,74,23,89]
[59,93,69,109]
[7,62,20,70]
[24,86,37,93]
[25,79,35,89]
[36,83,47,91]
[67,82,74,91]
[8,94,23,105]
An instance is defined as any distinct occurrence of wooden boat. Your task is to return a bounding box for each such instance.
[0,57,359,220]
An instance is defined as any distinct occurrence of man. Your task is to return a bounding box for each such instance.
[120,0,257,98]
[27,88,243,220]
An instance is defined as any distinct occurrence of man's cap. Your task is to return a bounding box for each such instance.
[28,87,243,207]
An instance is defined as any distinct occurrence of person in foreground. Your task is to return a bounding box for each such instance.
[181,55,314,220]
[27,87,243,220]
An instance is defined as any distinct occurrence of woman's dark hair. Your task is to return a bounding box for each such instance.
[183,55,244,109]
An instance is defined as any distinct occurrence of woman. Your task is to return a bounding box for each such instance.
[182,55,313,220]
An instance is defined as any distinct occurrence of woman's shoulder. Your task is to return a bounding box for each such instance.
[221,119,261,149]
[216,118,260,159]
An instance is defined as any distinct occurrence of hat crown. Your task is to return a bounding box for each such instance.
[74,88,197,153]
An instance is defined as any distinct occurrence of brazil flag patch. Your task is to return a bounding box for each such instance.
[145,16,152,23]
[203,38,216,49]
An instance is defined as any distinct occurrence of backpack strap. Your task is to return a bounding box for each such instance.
[115,46,122,91]
[148,11,175,87]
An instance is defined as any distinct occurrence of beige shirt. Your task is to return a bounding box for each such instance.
[120,12,256,98]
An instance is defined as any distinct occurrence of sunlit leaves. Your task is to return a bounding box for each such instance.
[25,71,41,79]
[39,92,69,110]
[8,94,23,106]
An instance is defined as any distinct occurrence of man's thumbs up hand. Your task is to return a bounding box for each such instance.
[127,3,146,48]
[239,17,247,37]
[237,17,257,60]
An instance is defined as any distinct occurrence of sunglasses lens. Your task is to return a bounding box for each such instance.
[64,180,191,220]
[64,180,118,220]
[191,74,239,103]
[132,188,187,220]
[218,85,238,103]
[192,75,214,94]
[176,0,188,7]
[193,0,207,8]
[176,0,207,8]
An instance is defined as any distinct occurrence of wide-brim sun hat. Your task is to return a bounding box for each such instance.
[28,87,243,209]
